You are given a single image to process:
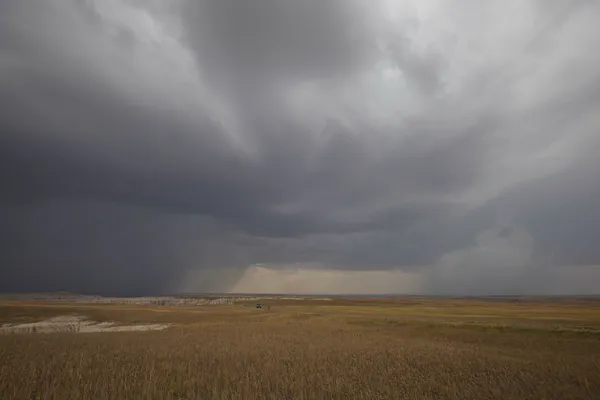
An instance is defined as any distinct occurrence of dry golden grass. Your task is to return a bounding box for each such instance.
[1,297,600,399]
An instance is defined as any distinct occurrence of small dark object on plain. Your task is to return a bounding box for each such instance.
[256,304,263,309]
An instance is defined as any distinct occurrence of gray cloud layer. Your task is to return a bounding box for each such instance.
[1,0,599,295]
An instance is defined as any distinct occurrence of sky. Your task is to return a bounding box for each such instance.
[1,0,599,296]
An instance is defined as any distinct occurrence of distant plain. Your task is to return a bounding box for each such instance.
[1,295,599,399]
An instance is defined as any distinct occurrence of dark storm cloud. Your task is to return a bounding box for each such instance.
[0,0,482,231]
[0,201,249,295]
[182,0,381,87]
[1,0,599,295]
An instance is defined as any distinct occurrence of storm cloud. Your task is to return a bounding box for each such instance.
[1,0,599,295]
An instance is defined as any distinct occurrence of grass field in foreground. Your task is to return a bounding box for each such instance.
[1,297,599,399]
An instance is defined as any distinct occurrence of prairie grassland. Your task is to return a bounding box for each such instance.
[1,297,599,400]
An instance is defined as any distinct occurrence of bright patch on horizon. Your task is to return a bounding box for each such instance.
[230,265,423,295]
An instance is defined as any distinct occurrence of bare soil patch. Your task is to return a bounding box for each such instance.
[0,314,170,334]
